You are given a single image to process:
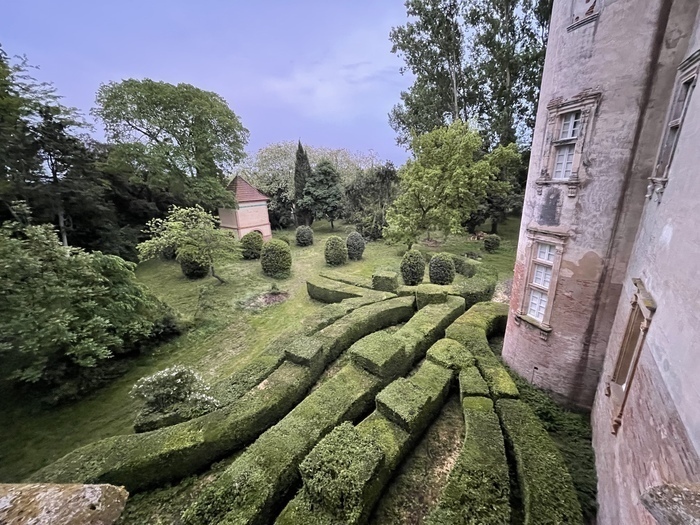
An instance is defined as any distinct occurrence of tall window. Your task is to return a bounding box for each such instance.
[560,111,581,139]
[654,77,695,179]
[553,145,575,179]
[527,242,556,321]
[551,111,580,180]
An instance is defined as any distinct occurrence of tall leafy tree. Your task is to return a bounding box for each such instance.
[293,141,313,226]
[93,79,248,209]
[344,162,399,239]
[301,160,344,229]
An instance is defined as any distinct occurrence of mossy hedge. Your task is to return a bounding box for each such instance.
[450,254,478,278]
[349,331,406,380]
[400,249,426,286]
[295,225,314,247]
[426,338,475,371]
[319,270,373,290]
[426,396,510,525]
[449,264,498,308]
[496,398,584,525]
[429,253,456,285]
[241,231,264,260]
[261,239,292,278]
[372,270,399,293]
[325,235,348,266]
[459,366,490,399]
[306,276,367,303]
[415,283,448,310]
[346,232,366,260]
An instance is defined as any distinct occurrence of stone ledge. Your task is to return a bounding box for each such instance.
[641,483,700,525]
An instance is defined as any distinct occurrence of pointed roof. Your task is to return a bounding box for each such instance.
[227,175,269,203]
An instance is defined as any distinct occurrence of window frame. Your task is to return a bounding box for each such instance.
[567,0,600,32]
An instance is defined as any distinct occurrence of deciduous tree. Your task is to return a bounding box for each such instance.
[301,160,344,229]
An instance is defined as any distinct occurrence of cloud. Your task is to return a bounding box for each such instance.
[262,21,411,122]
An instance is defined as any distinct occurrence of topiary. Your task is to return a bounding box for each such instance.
[429,253,456,285]
[261,239,292,278]
[400,250,426,285]
[241,231,264,260]
[346,232,365,261]
[180,258,209,279]
[484,234,501,253]
[277,234,291,245]
[325,236,348,266]
[296,226,314,247]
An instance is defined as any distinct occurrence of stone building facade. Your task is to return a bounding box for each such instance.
[219,176,272,240]
[501,0,700,522]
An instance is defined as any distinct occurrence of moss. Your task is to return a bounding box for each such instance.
[372,271,399,293]
[284,337,325,366]
[415,283,448,309]
[458,366,490,399]
[426,396,510,525]
[306,276,367,303]
[301,296,385,336]
[426,338,475,371]
[496,398,583,525]
[318,270,373,290]
[182,363,382,525]
[349,331,407,379]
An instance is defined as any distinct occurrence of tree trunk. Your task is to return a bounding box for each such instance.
[58,209,68,246]
[210,265,226,284]
[490,220,499,235]
[330,218,334,230]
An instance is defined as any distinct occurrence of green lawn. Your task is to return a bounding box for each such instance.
[0,217,520,482]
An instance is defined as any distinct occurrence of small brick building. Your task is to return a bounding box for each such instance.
[219,176,272,241]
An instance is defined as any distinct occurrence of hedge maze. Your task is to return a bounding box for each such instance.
[32,266,583,525]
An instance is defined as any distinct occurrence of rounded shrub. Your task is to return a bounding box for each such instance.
[484,234,501,253]
[429,253,456,285]
[261,239,292,278]
[161,245,177,260]
[180,258,209,279]
[277,235,291,245]
[296,226,314,247]
[241,231,264,260]
[400,249,426,286]
[325,236,348,266]
[346,232,365,261]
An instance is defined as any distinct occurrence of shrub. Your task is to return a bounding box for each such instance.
[296,226,314,247]
[484,234,501,253]
[277,234,291,245]
[161,244,177,260]
[449,254,478,277]
[429,253,456,285]
[180,257,209,279]
[325,236,348,266]
[261,240,292,278]
[240,231,264,260]
[465,250,481,260]
[400,250,426,285]
[346,232,365,260]
[130,365,216,413]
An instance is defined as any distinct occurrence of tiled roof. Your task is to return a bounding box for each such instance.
[227,175,269,203]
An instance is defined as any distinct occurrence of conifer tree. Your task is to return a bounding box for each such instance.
[293,141,313,225]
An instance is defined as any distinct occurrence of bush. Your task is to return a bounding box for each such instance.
[277,235,291,245]
[180,258,209,279]
[130,365,215,412]
[346,232,365,260]
[161,244,177,260]
[240,231,264,260]
[449,254,478,277]
[465,250,481,260]
[429,253,456,285]
[325,236,348,266]
[261,240,292,278]
[296,226,314,247]
[400,250,426,285]
[483,234,501,253]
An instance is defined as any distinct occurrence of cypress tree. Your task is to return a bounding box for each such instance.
[293,140,313,225]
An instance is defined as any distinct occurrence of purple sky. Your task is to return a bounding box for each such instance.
[1,0,413,165]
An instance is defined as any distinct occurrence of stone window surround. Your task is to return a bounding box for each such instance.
[647,50,700,203]
[536,91,601,199]
[604,278,656,435]
[513,226,569,341]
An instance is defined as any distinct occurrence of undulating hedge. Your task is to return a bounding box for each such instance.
[484,234,501,253]
[301,296,384,336]
[325,236,348,266]
[429,253,456,285]
[306,276,368,303]
[349,331,406,380]
[427,396,511,525]
[496,398,584,525]
[459,366,490,399]
[426,337,474,371]
[346,232,366,260]
[319,270,373,290]
[449,264,498,308]
[296,225,314,247]
[400,249,425,286]
[180,258,209,279]
[449,253,476,278]
[372,270,399,292]
[415,283,448,310]
[261,239,292,278]
[240,231,264,260]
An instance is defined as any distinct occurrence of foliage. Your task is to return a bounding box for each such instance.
[138,205,240,283]
[400,249,426,285]
[260,239,292,278]
[346,231,365,260]
[0,215,166,388]
[385,121,505,248]
[93,78,248,208]
[484,234,501,253]
[294,141,314,226]
[240,231,264,260]
[428,253,456,285]
[344,162,399,240]
[324,235,348,266]
[130,365,217,413]
[179,258,209,279]
[296,225,314,247]
[372,271,399,293]
[300,159,344,229]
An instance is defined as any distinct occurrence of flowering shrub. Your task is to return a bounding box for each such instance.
[130,365,218,412]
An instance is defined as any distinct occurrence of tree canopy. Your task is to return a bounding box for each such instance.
[300,160,344,229]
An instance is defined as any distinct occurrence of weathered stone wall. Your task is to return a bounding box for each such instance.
[592,8,700,523]
[503,0,698,408]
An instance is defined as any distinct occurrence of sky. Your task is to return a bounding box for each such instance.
[0,0,413,165]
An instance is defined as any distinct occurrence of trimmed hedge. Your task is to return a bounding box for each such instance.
[427,396,510,525]
[325,236,348,266]
[296,225,314,247]
[349,331,406,380]
[301,296,385,336]
[496,398,584,525]
[346,232,366,260]
[261,239,292,278]
[306,276,367,303]
[400,250,426,286]
[447,301,509,338]
[459,366,490,399]
[241,231,264,260]
[319,270,373,290]
[429,253,456,285]
[372,270,399,292]
[484,234,501,253]
[180,258,209,279]
[415,283,448,310]
[426,338,475,371]
[450,254,477,277]
[449,264,498,308]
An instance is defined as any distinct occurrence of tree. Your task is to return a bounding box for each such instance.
[301,160,344,229]
[138,205,240,283]
[385,121,516,247]
[344,162,399,239]
[293,141,313,226]
[93,79,248,209]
